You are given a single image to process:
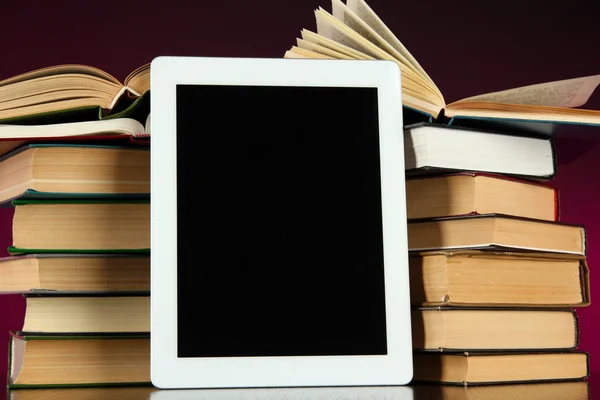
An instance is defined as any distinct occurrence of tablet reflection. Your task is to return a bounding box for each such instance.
[150,386,415,400]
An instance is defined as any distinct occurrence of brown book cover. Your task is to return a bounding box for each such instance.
[407,213,586,255]
[409,250,590,308]
[412,351,590,386]
[405,172,559,221]
[411,307,579,352]
[8,331,150,388]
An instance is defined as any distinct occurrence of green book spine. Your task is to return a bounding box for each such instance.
[12,199,150,206]
[8,247,150,256]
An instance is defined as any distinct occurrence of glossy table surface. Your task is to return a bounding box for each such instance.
[3,380,591,400]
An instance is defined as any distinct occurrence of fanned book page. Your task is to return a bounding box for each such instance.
[285,0,600,127]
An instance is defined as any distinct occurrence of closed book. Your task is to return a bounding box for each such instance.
[406,173,558,221]
[7,199,150,254]
[0,254,150,293]
[0,143,149,204]
[403,123,557,179]
[8,332,150,388]
[0,116,150,158]
[407,214,586,255]
[20,292,150,334]
[409,250,590,307]
[412,308,578,351]
[412,351,589,385]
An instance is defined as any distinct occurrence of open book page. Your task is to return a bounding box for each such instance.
[345,0,436,88]
[330,0,444,107]
[0,98,111,121]
[145,114,151,135]
[404,96,443,119]
[315,8,395,60]
[0,65,121,87]
[454,74,600,108]
[1,88,113,112]
[301,29,374,60]
[284,50,311,59]
[296,39,356,59]
[331,1,414,72]
[445,101,600,124]
[314,8,442,107]
[285,47,334,59]
[125,64,150,95]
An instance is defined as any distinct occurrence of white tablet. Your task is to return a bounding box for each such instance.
[150,56,412,389]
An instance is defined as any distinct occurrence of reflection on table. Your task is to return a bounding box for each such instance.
[5,380,589,400]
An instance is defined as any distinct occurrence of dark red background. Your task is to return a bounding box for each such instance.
[1,0,599,390]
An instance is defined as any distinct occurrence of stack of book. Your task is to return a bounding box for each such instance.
[403,127,591,385]
[285,0,595,388]
[0,64,152,390]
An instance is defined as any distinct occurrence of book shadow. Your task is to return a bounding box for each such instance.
[553,127,600,165]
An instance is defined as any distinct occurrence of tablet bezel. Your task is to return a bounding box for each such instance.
[150,56,412,389]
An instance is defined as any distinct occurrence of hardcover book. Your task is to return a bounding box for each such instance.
[0,143,149,204]
[0,117,150,158]
[8,199,150,254]
[0,253,150,293]
[412,351,589,385]
[407,214,586,255]
[411,308,579,352]
[409,250,590,308]
[403,123,557,179]
[20,292,150,334]
[405,173,558,221]
[8,332,150,388]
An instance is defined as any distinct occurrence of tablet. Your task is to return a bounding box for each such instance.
[150,56,412,389]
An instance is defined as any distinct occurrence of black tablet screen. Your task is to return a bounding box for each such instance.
[176,85,387,357]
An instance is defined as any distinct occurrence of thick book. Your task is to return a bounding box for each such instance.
[284,0,600,130]
[0,254,149,293]
[0,143,149,204]
[407,214,586,255]
[411,308,578,352]
[406,173,558,221]
[8,332,150,388]
[409,250,590,308]
[20,292,150,334]
[8,199,150,254]
[0,117,150,158]
[0,64,149,123]
[412,351,589,385]
[404,123,556,179]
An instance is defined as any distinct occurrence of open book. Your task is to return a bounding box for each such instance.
[284,0,600,129]
[0,117,149,157]
[0,63,150,123]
